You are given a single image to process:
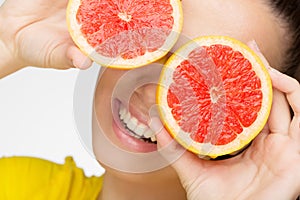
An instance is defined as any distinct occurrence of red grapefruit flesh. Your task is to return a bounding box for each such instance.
[157,36,272,158]
[67,0,183,68]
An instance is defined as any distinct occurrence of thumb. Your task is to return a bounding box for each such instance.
[67,45,93,69]
[47,44,92,70]
[67,45,92,69]
[149,117,206,181]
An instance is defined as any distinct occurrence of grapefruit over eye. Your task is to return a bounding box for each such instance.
[157,36,272,158]
[67,0,183,69]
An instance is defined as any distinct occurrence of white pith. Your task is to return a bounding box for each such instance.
[118,12,132,22]
[119,104,157,143]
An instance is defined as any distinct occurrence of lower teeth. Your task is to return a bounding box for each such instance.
[125,126,157,144]
[119,110,157,143]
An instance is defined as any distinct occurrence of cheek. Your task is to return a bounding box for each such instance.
[94,81,113,126]
[95,68,126,112]
[94,69,124,136]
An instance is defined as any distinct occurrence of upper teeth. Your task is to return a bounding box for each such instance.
[119,104,157,142]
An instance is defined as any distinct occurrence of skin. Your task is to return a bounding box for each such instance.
[0,0,92,78]
[154,49,300,200]
[93,1,300,200]
[1,0,300,199]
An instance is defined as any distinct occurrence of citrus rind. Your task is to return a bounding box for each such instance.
[66,0,183,69]
[157,36,273,158]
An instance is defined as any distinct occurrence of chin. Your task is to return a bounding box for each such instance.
[99,160,178,184]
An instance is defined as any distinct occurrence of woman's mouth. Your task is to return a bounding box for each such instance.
[119,104,157,144]
[112,101,157,153]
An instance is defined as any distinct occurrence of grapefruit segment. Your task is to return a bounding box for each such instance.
[157,36,272,157]
[67,0,183,68]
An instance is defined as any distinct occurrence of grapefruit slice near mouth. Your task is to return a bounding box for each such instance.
[157,36,272,158]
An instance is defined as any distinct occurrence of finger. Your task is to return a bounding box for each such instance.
[149,117,186,161]
[267,88,291,135]
[149,117,206,181]
[290,116,300,141]
[247,41,292,135]
[67,45,93,69]
[47,43,92,70]
[248,40,300,115]
[44,42,73,69]
[247,40,271,70]
[263,62,300,140]
[269,69,300,140]
[268,68,300,116]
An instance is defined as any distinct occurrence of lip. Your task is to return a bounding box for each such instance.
[112,100,157,153]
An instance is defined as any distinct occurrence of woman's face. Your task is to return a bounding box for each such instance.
[93,0,286,180]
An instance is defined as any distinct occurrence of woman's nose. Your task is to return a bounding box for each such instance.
[134,83,158,107]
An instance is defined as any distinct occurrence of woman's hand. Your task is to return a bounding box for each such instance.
[0,0,92,77]
[153,46,300,200]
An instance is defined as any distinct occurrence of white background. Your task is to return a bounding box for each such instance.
[0,0,104,176]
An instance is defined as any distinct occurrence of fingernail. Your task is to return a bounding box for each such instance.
[149,117,163,133]
[72,58,92,69]
[71,59,78,68]
[267,66,280,74]
[248,40,261,53]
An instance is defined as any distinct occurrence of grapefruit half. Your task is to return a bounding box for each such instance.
[157,36,273,158]
[67,0,183,69]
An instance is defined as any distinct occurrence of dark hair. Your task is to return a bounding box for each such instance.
[270,0,300,82]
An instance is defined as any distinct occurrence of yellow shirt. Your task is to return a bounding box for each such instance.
[0,156,103,200]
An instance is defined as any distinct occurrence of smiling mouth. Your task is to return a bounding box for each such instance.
[118,104,157,144]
